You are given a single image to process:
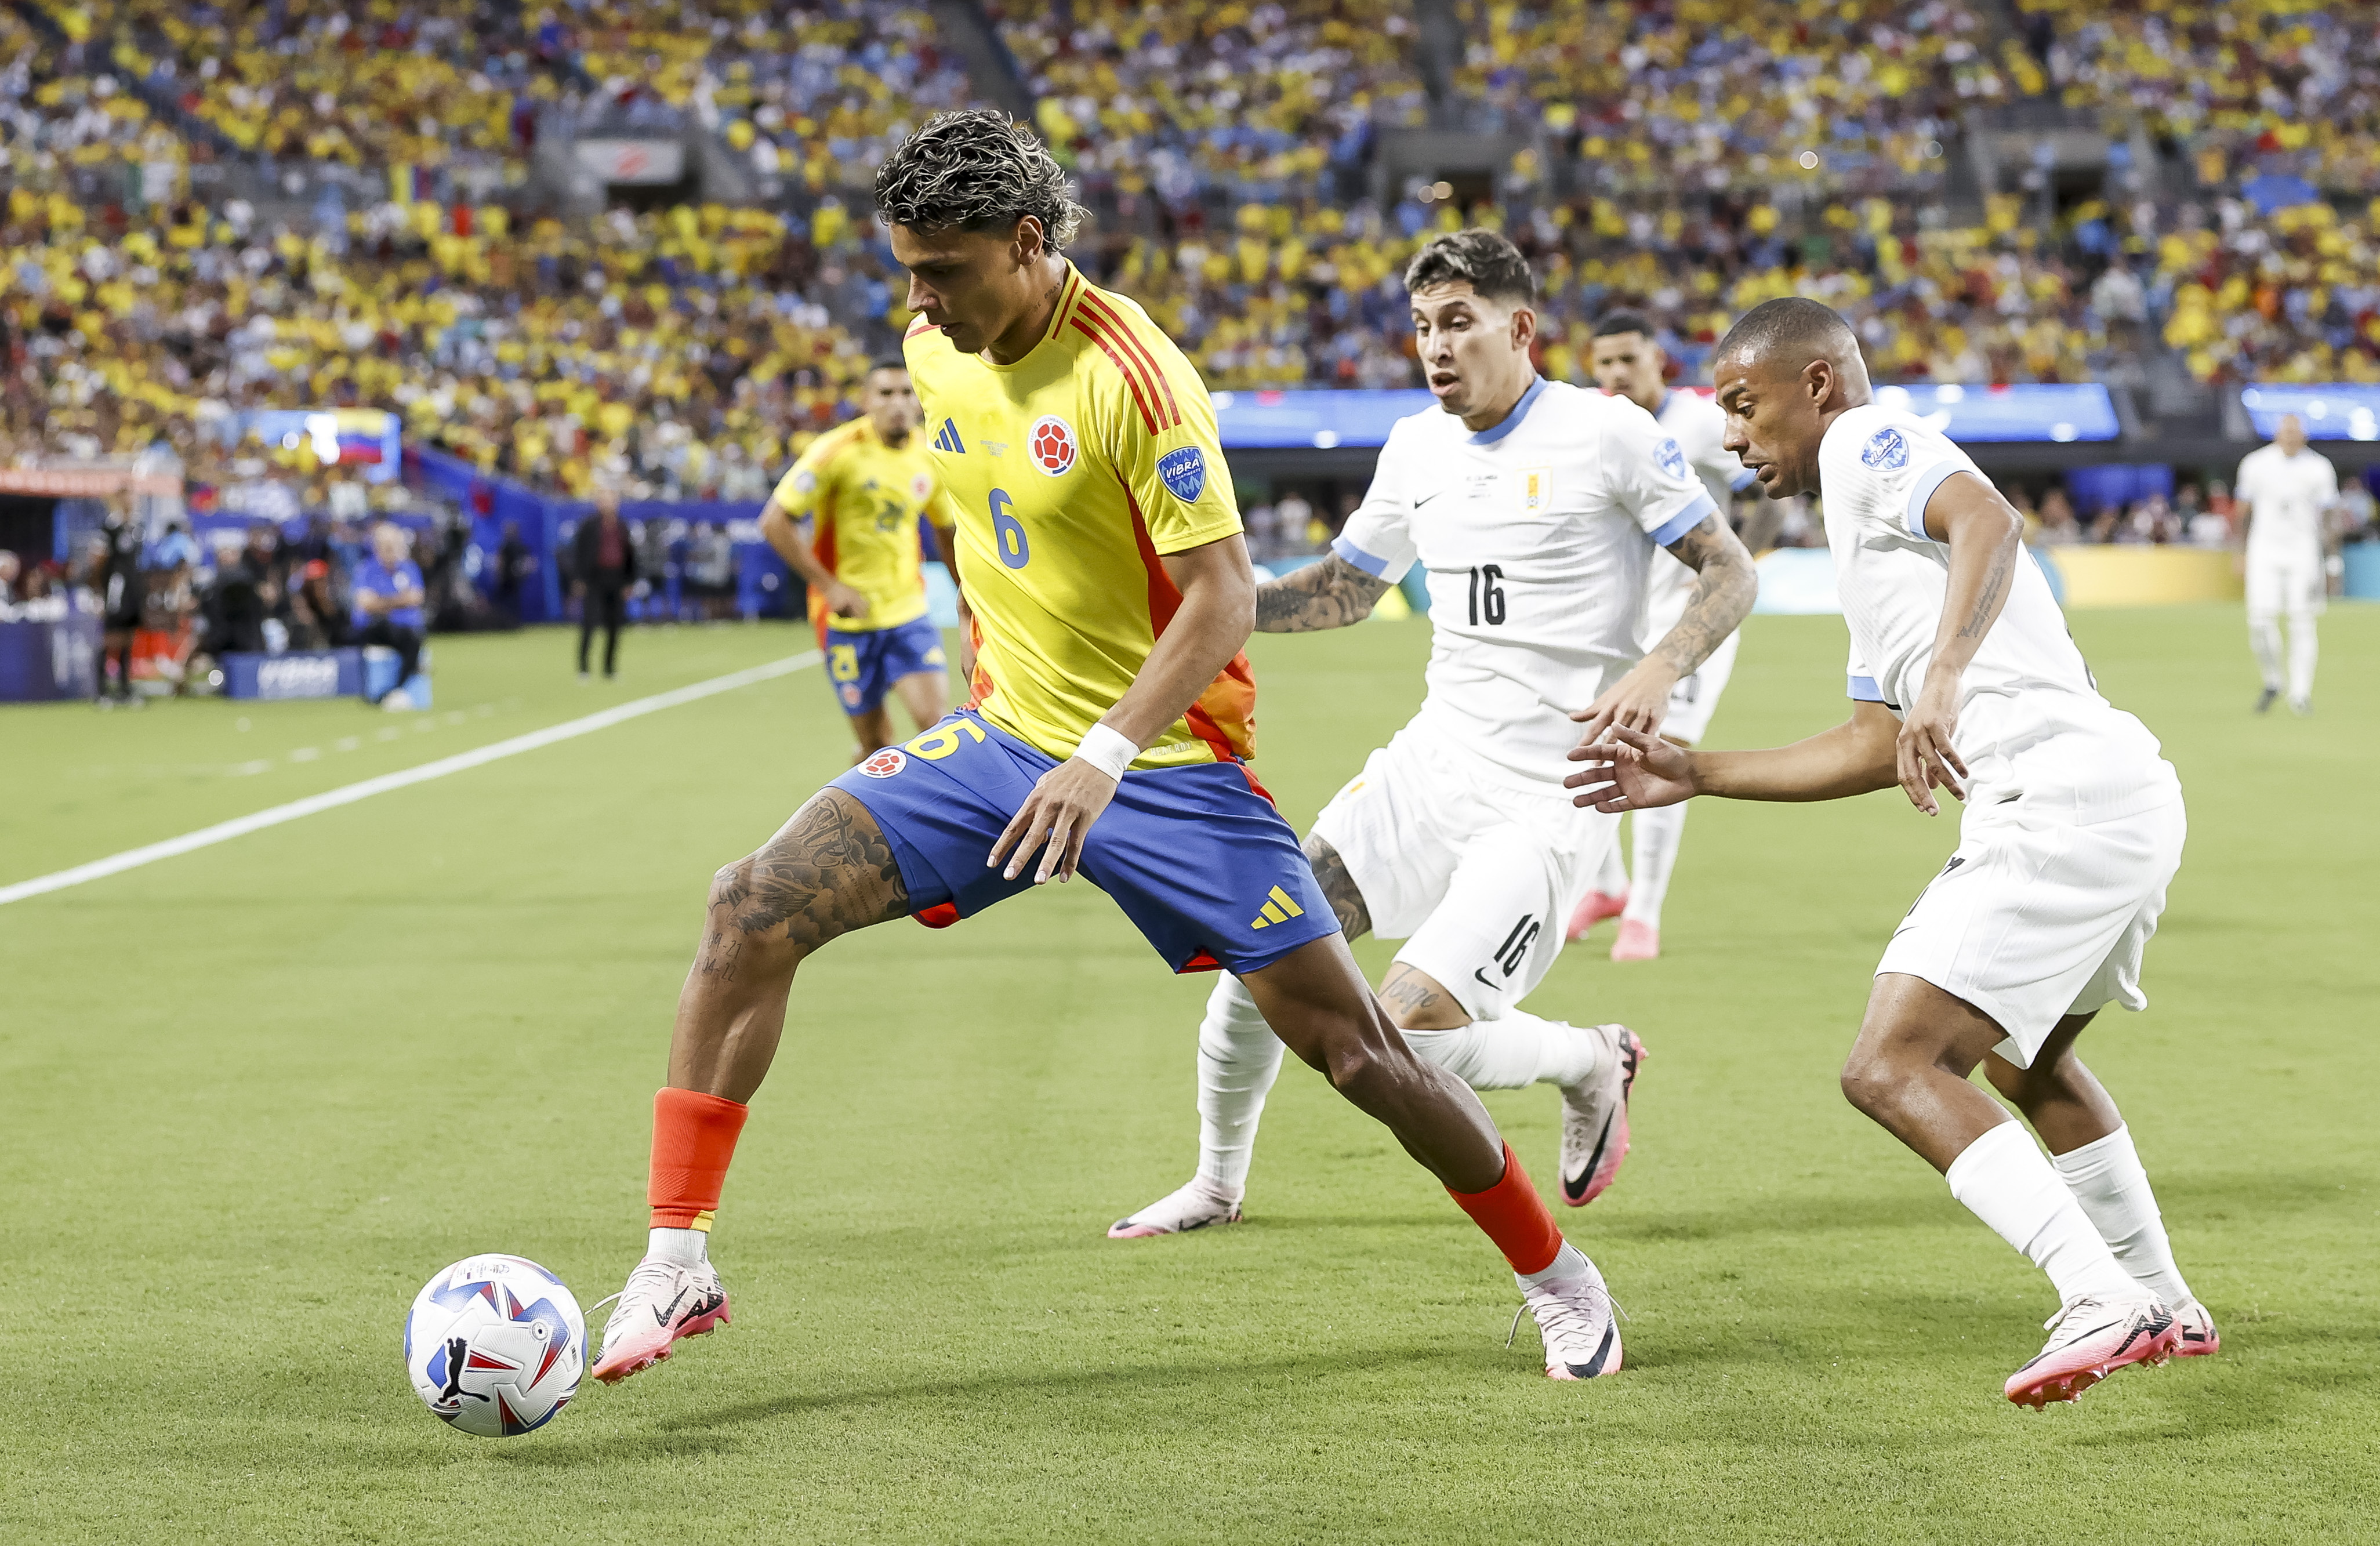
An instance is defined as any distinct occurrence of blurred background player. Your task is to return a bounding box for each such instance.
[1572,310,1763,961]
[2232,413,2338,716]
[350,522,427,708]
[90,503,146,705]
[1576,298,2211,1408]
[1111,233,1755,1239]
[571,486,638,681]
[760,359,957,760]
[591,113,1628,1389]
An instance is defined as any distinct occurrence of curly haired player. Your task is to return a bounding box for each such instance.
[590,112,1629,1386]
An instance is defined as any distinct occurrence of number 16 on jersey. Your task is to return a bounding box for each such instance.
[1467,564,1506,626]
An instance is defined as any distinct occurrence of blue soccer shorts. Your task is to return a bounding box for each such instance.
[829,709,1338,976]
[822,616,946,717]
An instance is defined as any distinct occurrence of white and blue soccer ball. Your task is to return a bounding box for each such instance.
[404,1254,586,1438]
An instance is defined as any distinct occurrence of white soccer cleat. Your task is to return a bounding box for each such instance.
[1559,1024,1647,1207]
[589,1255,731,1385]
[1514,1257,1623,1380]
[2172,1299,2221,1358]
[2004,1293,2176,1407]
[1107,1177,1243,1238]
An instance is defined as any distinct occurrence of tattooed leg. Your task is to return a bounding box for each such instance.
[667,787,910,1101]
[1300,832,1373,942]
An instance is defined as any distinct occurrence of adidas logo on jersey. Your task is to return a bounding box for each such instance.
[933,419,966,453]
[1248,885,1307,929]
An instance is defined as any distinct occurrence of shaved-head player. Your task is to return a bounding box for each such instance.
[1570,297,2214,1407]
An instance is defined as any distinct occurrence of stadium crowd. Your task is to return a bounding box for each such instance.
[3,0,2378,532]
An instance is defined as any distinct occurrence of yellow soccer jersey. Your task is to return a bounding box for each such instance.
[904,266,1253,769]
[769,416,942,633]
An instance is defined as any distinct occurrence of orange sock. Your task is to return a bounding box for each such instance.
[648,1087,749,1231]
[1446,1142,1563,1276]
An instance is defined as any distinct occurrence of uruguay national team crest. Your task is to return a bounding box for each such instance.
[1158,445,1206,502]
[1028,414,1077,476]
[1862,426,1909,470]
[1655,437,1688,480]
[858,747,907,778]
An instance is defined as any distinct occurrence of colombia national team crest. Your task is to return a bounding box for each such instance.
[858,747,907,778]
[1029,415,1077,476]
[1158,446,1207,502]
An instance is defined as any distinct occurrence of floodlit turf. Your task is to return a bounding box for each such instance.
[4,605,2376,1544]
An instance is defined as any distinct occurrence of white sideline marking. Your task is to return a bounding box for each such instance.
[0,652,823,908]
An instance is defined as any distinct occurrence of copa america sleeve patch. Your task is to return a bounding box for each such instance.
[1655,437,1688,480]
[1158,446,1207,502]
[1861,427,1909,470]
[791,469,817,493]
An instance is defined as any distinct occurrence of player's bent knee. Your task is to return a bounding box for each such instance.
[1838,1050,1899,1117]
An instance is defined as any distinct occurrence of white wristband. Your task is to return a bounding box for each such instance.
[1072,722,1137,781]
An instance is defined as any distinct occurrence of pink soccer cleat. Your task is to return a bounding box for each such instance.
[1565,888,1627,942]
[2171,1300,2220,1358]
[589,1256,731,1385]
[1107,1177,1243,1238]
[2004,1294,2178,1407]
[1559,1024,1646,1207]
[1609,919,1660,961]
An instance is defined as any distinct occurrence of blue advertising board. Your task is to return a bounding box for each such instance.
[1208,383,2120,448]
[2238,385,2380,441]
[220,649,366,699]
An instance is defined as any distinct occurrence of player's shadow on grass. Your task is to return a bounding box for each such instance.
[498,1346,1493,1462]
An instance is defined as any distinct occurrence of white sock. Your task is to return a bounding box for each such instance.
[1943,1121,2136,1306]
[2250,618,2285,691]
[1398,1009,1601,1091]
[1516,1240,1591,1290]
[2285,612,2318,701]
[1592,837,1628,899]
[1194,975,1284,1198]
[1621,802,1686,929]
[2051,1124,2194,1308]
[648,1226,707,1267]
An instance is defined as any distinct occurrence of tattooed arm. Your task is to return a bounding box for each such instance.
[1572,513,1759,743]
[1895,469,2023,816]
[1254,554,1393,633]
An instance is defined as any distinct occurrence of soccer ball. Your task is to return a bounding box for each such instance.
[404,1254,586,1438]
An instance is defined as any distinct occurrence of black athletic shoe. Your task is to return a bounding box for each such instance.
[2254,687,2279,714]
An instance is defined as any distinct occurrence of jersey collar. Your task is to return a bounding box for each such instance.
[1467,374,1548,446]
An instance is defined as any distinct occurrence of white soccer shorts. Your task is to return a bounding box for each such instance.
[1308,723,1617,1020]
[1877,792,2186,1068]
[1660,629,1740,746]
[2246,545,2325,620]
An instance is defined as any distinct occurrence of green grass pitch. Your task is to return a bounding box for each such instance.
[4,605,2375,1543]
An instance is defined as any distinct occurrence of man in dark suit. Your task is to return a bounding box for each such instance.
[572,487,638,680]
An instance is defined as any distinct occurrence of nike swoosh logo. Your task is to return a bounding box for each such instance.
[652,1285,691,1327]
[1564,1116,1616,1201]
[1414,491,1445,509]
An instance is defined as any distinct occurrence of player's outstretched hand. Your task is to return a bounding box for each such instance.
[1896,676,1968,816]
[825,580,872,620]
[989,759,1119,884]
[1565,723,1696,812]
[1570,658,1677,746]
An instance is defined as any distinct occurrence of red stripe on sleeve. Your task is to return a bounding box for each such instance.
[1072,318,1160,436]
[1074,302,1174,432]
[1077,291,1182,429]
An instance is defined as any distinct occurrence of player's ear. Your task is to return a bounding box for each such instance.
[1509,303,1538,354]
[1803,358,1833,411]
[1011,215,1046,268]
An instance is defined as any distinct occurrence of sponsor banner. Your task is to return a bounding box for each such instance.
[222,649,367,700]
[574,139,686,185]
[2239,384,2380,442]
[1208,384,2120,449]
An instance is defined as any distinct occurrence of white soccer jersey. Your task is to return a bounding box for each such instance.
[1639,389,1757,647]
[2234,443,2338,557]
[1333,376,1717,790]
[1817,404,2178,818]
